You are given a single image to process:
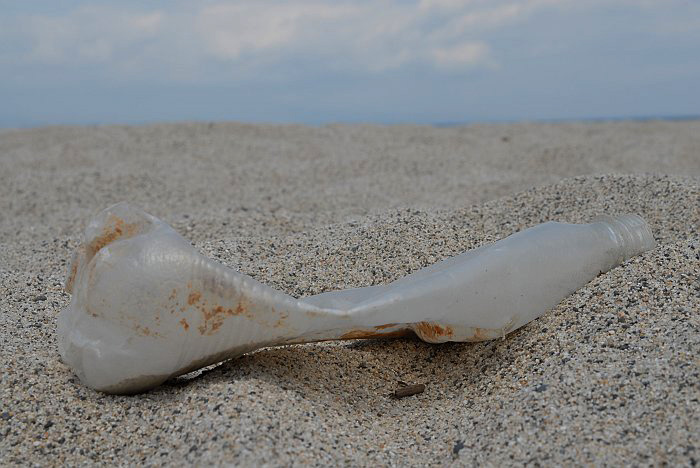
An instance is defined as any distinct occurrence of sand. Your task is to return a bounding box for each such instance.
[0,121,698,465]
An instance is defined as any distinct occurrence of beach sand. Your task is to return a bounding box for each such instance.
[1,121,698,465]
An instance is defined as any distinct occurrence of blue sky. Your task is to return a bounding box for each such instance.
[1,0,699,127]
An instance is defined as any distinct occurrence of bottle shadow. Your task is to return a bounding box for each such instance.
[156,327,531,418]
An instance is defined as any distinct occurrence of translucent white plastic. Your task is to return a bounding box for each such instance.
[58,203,655,393]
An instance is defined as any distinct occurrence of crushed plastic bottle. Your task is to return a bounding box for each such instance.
[58,203,655,393]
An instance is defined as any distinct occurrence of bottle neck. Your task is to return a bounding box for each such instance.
[592,214,656,265]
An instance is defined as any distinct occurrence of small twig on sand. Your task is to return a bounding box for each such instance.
[394,383,425,398]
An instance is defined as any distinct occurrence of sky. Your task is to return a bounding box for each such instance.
[1,0,699,127]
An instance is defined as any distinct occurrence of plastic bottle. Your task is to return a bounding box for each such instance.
[58,203,655,393]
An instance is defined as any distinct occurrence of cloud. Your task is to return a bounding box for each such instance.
[194,3,357,60]
[432,42,491,68]
[1,0,575,82]
[21,7,164,63]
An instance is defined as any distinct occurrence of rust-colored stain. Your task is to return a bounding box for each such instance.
[374,323,398,330]
[274,311,289,328]
[71,214,141,295]
[65,256,79,293]
[168,288,177,301]
[85,215,140,260]
[184,284,262,336]
[414,322,454,341]
[472,327,488,341]
[187,291,201,305]
[196,301,247,335]
[462,324,514,342]
[87,257,99,289]
[134,325,156,337]
[339,328,413,340]
[180,318,189,331]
